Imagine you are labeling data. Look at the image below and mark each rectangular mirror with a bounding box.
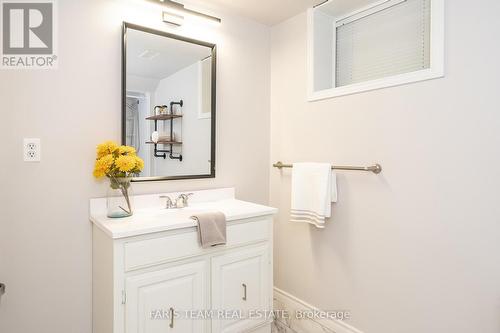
[122,23,216,182]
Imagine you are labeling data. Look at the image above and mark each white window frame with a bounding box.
[307,0,445,101]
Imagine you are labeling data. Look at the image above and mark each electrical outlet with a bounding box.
[24,138,41,162]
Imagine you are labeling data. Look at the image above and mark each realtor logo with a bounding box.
[1,0,57,68]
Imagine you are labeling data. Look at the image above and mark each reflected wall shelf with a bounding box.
[145,141,183,145]
[146,100,184,161]
[146,114,183,121]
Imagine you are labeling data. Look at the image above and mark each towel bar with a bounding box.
[273,161,382,174]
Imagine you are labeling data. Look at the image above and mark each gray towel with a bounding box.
[191,212,227,249]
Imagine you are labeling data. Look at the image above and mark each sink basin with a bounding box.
[139,206,200,215]
[137,204,213,219]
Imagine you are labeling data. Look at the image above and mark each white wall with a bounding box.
[0,0,270,332]
[127,74,160,93]
[270,1,500,333]
[153,62,211,176]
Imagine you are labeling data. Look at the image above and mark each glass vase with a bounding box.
[106,177,134,218]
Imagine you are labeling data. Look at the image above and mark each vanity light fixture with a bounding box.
[147,0,222,25]
[162,11,184,26]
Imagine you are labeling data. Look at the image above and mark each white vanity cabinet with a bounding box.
[90,188,276,333]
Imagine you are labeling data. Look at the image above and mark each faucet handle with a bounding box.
[159,195,174,209]
[176,193,194,208]
[182,193,194,203]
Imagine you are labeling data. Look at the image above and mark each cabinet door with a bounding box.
[126,261,207,333]
[211,245,271,333]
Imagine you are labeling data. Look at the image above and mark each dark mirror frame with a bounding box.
[122,22,216,182]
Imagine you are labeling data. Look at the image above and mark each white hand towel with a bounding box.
[290,163,338,228]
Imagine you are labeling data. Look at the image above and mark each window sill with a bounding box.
[307,67,444,102]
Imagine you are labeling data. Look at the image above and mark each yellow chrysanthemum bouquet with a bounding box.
[93,141,144,218]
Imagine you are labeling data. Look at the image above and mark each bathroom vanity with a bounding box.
[90,188,276,333]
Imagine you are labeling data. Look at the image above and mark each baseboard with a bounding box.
[273,287,364,333]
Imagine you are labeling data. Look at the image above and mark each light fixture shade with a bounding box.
[181,7,221,24]
[162,11,184,26]
[147,0,221,24]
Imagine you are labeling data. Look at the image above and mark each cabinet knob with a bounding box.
[242,283,247,301]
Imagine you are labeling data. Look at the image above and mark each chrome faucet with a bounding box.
[160,193,194,209]
[160,195,174,209]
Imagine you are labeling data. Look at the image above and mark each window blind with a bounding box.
[335,0,431,87]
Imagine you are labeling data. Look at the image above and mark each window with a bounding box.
[335,0,431,86]
[308,0,444,101]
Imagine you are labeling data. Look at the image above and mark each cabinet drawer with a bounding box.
[124,218,270,271]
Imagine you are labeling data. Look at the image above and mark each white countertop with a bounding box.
[90,189,277,239]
